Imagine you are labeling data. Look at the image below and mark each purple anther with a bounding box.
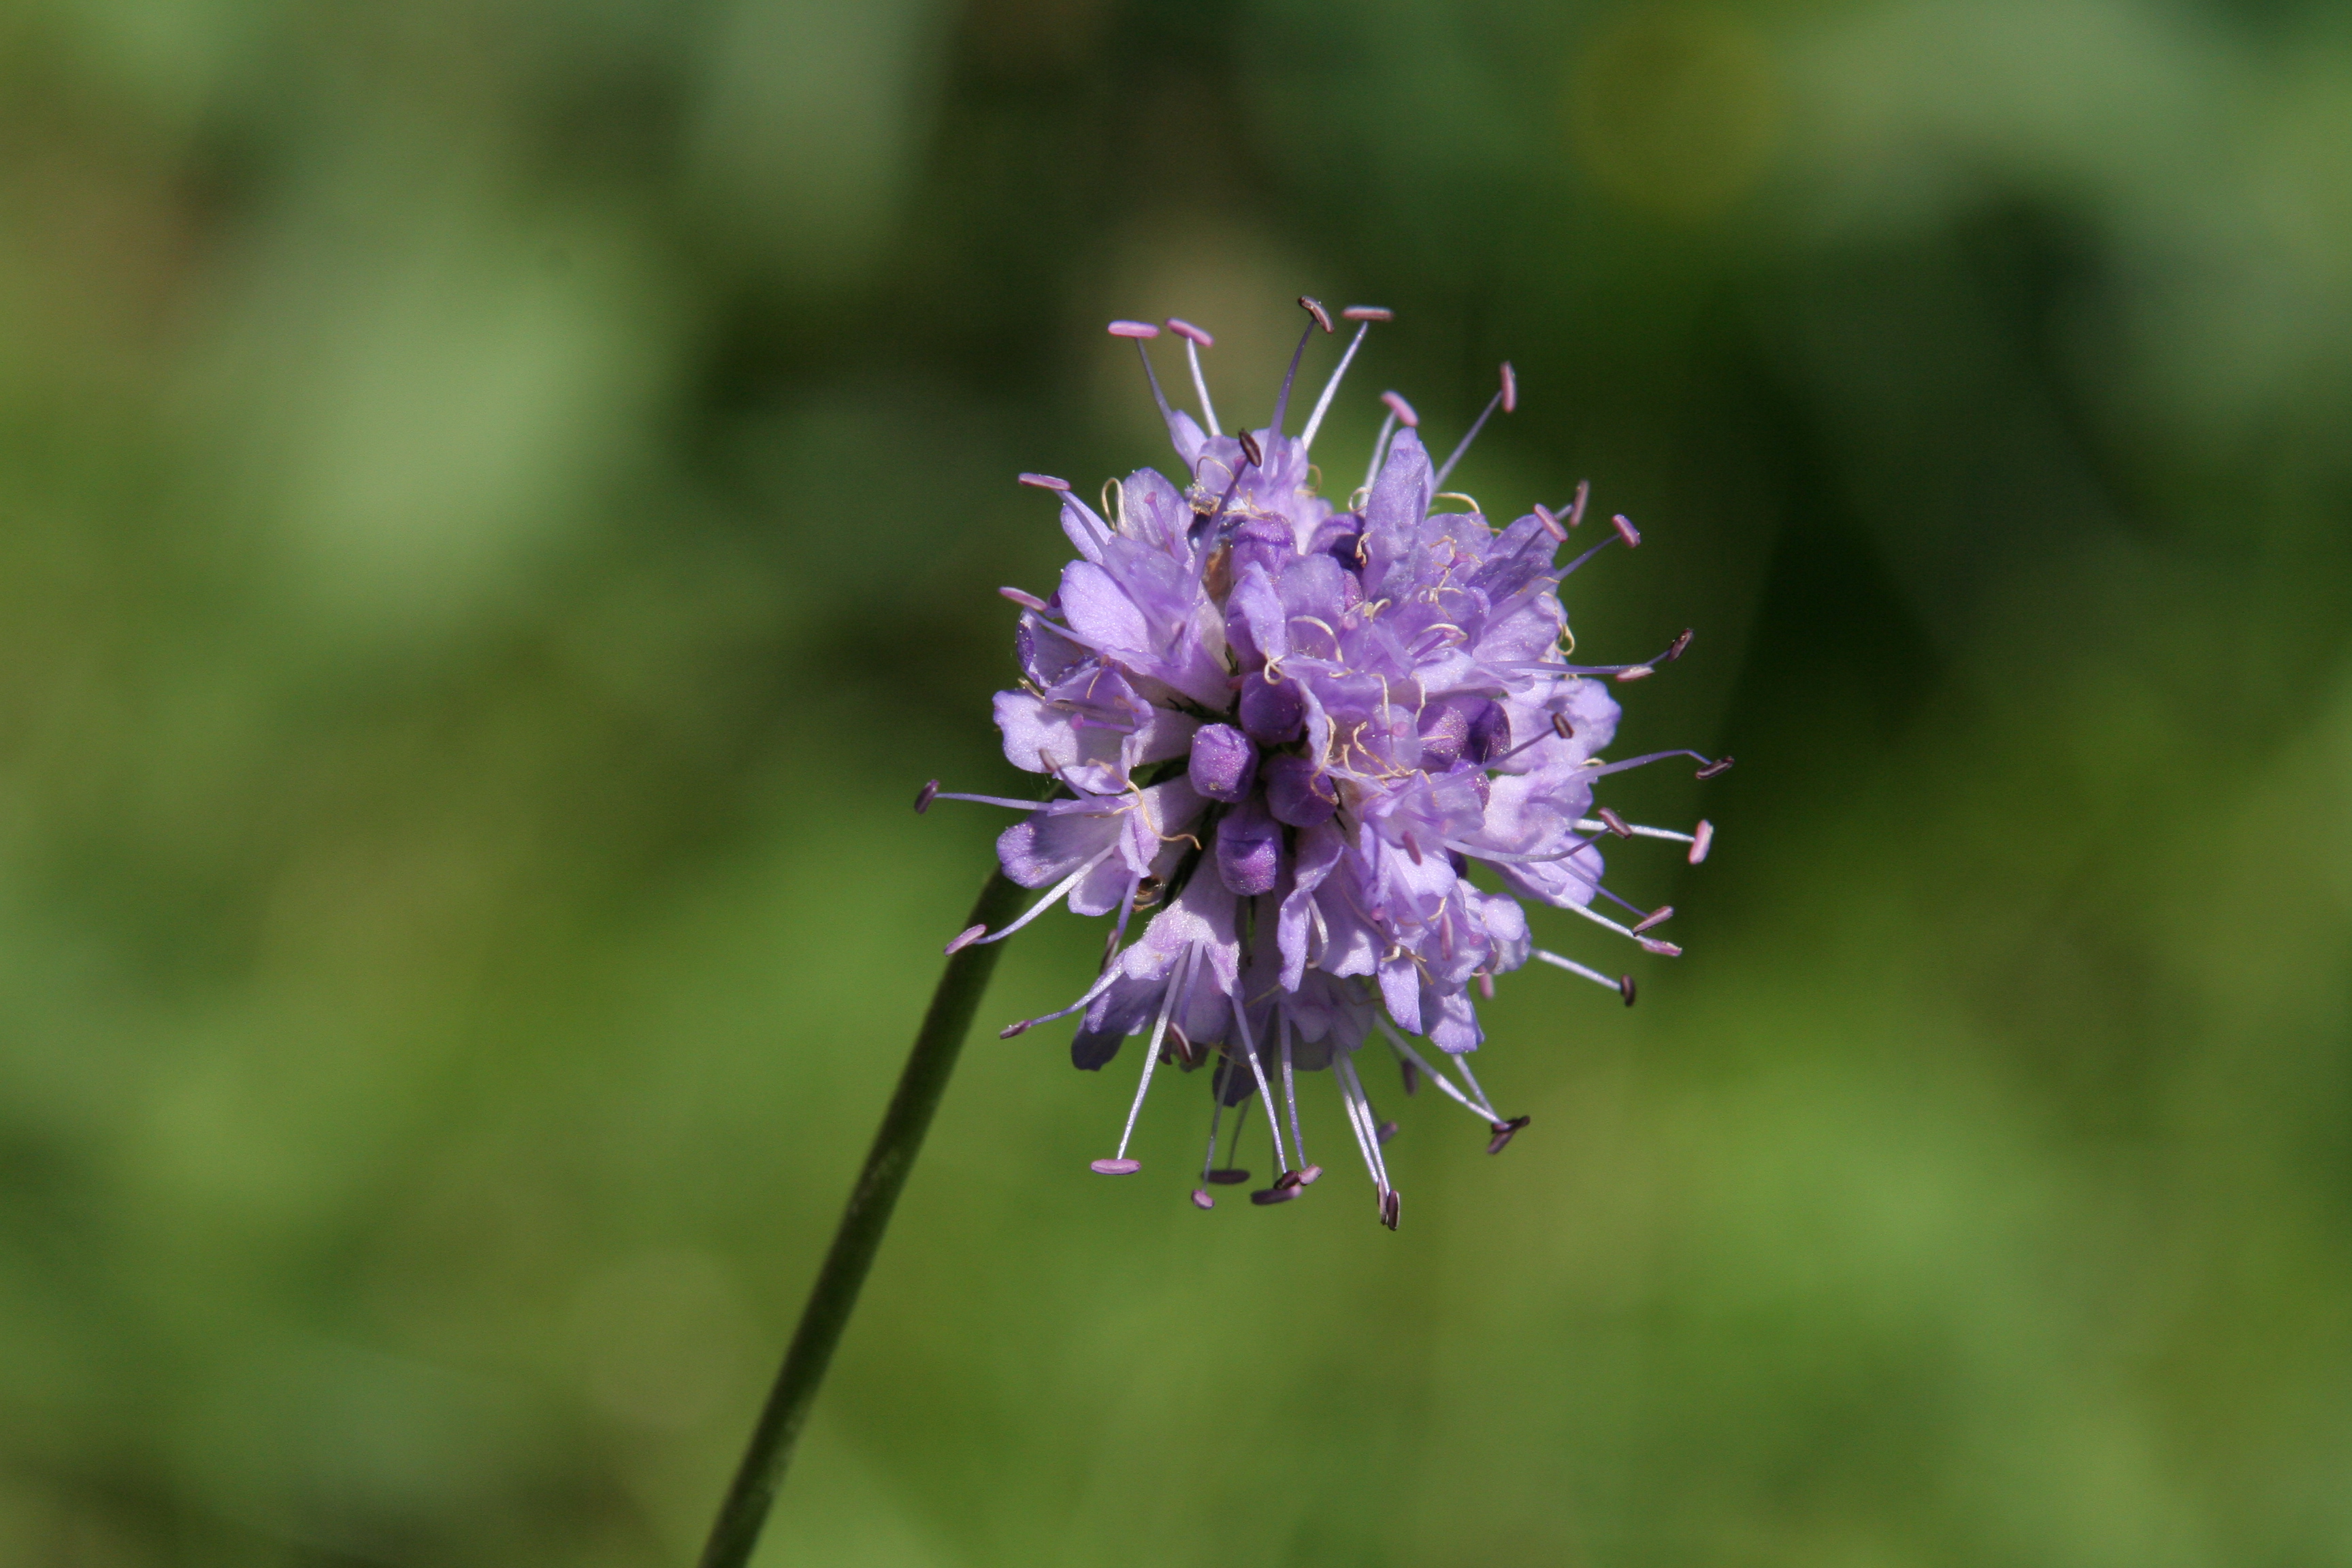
[1468,700,1510,763]
[1380,1190,1401,1230]
[1191,1189,1214,1210]
[1597,806,1633,838]
[1188,723,1258,802]
[1568,479,1590,528]
[915,779,939,814]
[1401,831,1424,866]
[1615,665,1654,683]
[1550,712,1575,741]
[1298,296,1333,333]
[1665,628,1693,662]
[1298,1164,1324,1184]
[1695,756,1735,780]
[1017,472,1071,491]
[1264,753,1337,827]
[1237,429,1262,467]
[1239,672,1306,745]
[1381,391,1420,427]
[1273,1170,1305,1191]
[1250,1185,1299,1205]
[1688,819,1715,864]
[1638,937,1682,957]
[1619,975,1637,1007]
[1341,305,1394,321]
[1207,1168,1250,1186]
[1533,503,1566,542]
[1612,513,1642,547]
[1375,1120,1399,1145]
[1215,797,1282,896]
[1632,904,1674,934]
[1500,361,1518,414]
[1400,1058,1422,1096]
[1091,1157,1143,1175]
[944,924,987,954]
[1166,318,1213,346]
[998,1020,1032,1039]
[999,586,1047,611]
[1478,970,1495,1000]
[1486,1114,1531,1156]
[1106,320,1160,339]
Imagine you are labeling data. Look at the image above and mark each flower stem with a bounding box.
[696,866,1025,1568]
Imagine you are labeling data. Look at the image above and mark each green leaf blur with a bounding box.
[3,0,2348,1563]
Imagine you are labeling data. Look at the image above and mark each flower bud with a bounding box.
[1215,797,1282,896]
[1187,723,1258,802]
[1238,672,1306,745]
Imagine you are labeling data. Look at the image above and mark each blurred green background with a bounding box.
[5,0,2352,1563]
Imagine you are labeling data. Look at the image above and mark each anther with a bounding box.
[1297,1164,1323,1184]
[1380,1190,1401,1230]
[1166,318,1213,346]
[1597,806,1633,838]
[1190,1189,1214,1210]
[1237,430,1262,467]
[1486,1115,1531,1155]
[1499,361,1517,414]
[1017,472,1071,491]
[1695,757,1735,780]
[1106,320,1160,339]
[1533,503,1566,542]
[1478,970,1495,999]
[1375,1120,1399,1145]
[944,924,987,954]
[1250,1184,1300,1205]
[914,779,939,814]
[1612,513,1642,547]
[1688,819,1716,864]
[1665,628,1693,662]
[1550,712,1575,740]
[1091,1158,1143,1175]
[1274,1169,1305,1191]
[1298,296,1333,333]
[1341,305,1394,321]
[1614,665,1654,683]
[1619,975,1637,1006]
[1400,1058,1422,1096]
[1638,937,1682,957]
[1632,905,1674,934]
[1207,1167,1250,1186]
[998,586,1047,610]
[1381,391,1420,427]
[1402,832,1424,865]
[1567,480,1590,529]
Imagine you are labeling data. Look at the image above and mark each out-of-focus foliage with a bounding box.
[3,0,2349,1563]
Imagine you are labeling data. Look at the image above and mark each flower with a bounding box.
[925,301,1729,1226]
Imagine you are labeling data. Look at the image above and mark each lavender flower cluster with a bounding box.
[926,301,1726,1226]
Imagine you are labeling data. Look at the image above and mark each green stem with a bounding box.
[697,866,1024,1568]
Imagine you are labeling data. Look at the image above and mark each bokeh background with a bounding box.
[5,0,2352,1563]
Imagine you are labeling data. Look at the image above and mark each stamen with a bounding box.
[1165,318,1213,345]
[1100,871,1142,973]
[1551,713,1575,740]
[1237,430,1263,468]
[1620,975,1637,1006]
[999,586,1048,611]
[1565,897,1684,954]
[1106,321,1160,338]
[1132,340,1175,427]
[1631,905,1674,934]
[1400,1058,1421,1096]
[1486,1115,1531,1155]
[1092,1158,1142,1175]
[998,954,1124,1037]
[1532,947,1623,994]
[1533,503,1566,542]
[1665,628,1693,662]
[1173,324,1220,436]
[1695,757,1735,779]
[1190,1188,1213,1209]
[1380,391,1420,427]
[1614,666,1654,683]
[1612,513,1642,547]
[1249,1184,1300,1206]
[1341,305,1394,321]
[1017,473,1071,491]
[1299,322,1373,453]
[1431,364,1516,489]
[1229,998,1292,1174]
[1377,1017,1501,1123]
[944,924,986,954]
[1300,296,1334,333]
[1361,409,1398,495]
[932,789,1111,811]
[1279,1015,1308,1173]
[1377,1121,1399,1145]
[1597,806,1633,838]
[1107,943,1199,1166]
[1381,1190,1400,1230]
[1578,749,1731,781]
[1453,1051,1503,1125]
[1567,479,1590,529]
[1332,1054,1392,1198]
[914,779,939,814]
[1500,361,1517,414]
[1269,300,1328,436]
[1689,819,1716,864]
[1575,817,1698,849]
[961,845,1117,950]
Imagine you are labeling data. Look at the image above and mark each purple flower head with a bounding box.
[931,300,1729,1227]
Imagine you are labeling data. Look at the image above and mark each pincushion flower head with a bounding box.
[923,299,1729,1228]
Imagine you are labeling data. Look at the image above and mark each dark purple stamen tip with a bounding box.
[1166,318,1213,346]
[1274,1170,1305,1191]
[1632,904,1675,934]
[1597,806,1633,839]
[1298,1164,1324,1185]
[1619,975,1638,1007]
[1499,361,1517,414]
[1478,970,1496,1000]
[1614,665,1654,683]
[1695,756,1735,780]
[944,924,986,954]
[1550,712,1575,740]
[1091,1157,1142,1175]
[1665,627,1694,662]
[998,1021,1031,1039]
[1237,429,1262,468]
[1380,1190,1401,1230]
[1612,512,1642,547]
[1250,1184,1300,1205]
[1207,1168,1250,1186]
[1486,1114,1532,1155]
[1190,1189,1214,1210]
[1534,503,1566,542]
[1639,936,1683,957]
[1341,304,1393,321]
[1568,479,1591,528]
[1400,1058,1422,1096]
[1107,320,1159,339]
[915,779,939,814]
[1299,295,1333,332]
[1018,472,1071,491]
[1381,391,1419,427]
[1689,820,1716,864]
[999,585,1047,611]
[1375,1120,1400,1145]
